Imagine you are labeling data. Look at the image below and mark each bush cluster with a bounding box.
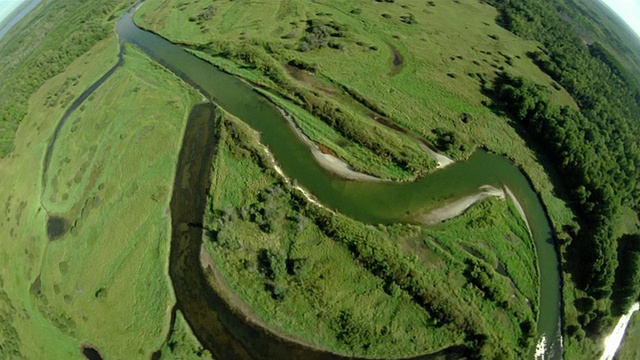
[298,19,348,52]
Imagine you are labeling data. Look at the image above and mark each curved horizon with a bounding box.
[600,0,640,39]
[0,0,26,25]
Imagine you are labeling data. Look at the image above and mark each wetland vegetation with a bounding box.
[135,0,640,357]
[0,0,639,358]
[0,7,206,356]
[204,112,538,358]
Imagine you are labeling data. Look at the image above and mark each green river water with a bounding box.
[115,6,562,359]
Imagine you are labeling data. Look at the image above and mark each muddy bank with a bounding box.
[600,302,640,360]
[414,185,504,225]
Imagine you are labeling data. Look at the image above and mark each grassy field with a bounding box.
[134,0,589,357]
[0,32,201,358]
[203,112,538,357]
[0,0,137,156]
[5,0,631,358]
[135,0,576,222]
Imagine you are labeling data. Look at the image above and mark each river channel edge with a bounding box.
[39,2,565,359]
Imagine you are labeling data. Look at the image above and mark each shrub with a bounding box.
[400,14,417,24]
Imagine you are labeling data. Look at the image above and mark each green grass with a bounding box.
[203,112,538,357]
[422,198,538,310]
[0,0,136,156]
[614,206,640,238]
[206,116,455,356]
[0,33,123,359]
[0,36,201,358]
[135,0,584,356]
[135,0,574,227]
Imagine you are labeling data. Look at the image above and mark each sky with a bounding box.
[600,0,640,38]
[0,0,26,25]
[0,0,637,38]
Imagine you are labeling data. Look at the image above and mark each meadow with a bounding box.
[203,111,538,357]
[0,0,137,156]
[134,0,576,236]
[135,1,640,357]
[0,33,202,358]
[0,0,636,358]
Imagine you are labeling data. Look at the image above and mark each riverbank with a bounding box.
[276,107,385,182]
[413,185,505,225]
[505,186,533,237]
[419,143,455,169]
[202,113,483,358]
[276,103,454,179]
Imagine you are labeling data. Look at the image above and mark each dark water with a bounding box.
[41,47,124,191]
[46,215,69,241]
[115,5,563,359]
[81,345,103,360]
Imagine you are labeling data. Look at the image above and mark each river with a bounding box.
[111,5,564,359]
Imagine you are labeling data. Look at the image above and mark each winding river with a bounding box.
[84,5,564,359]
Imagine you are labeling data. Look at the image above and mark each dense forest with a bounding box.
[485,0,640,339]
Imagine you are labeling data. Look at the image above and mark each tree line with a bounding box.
[484,0,640,336]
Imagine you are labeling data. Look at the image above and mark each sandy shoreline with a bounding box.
[276,104,455,178]
[276,107,385,182]
[256,139,332,213]
[413,184,533,236]
[419,143,455,169]
[265,109,532,235]
[414,185,505,225]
